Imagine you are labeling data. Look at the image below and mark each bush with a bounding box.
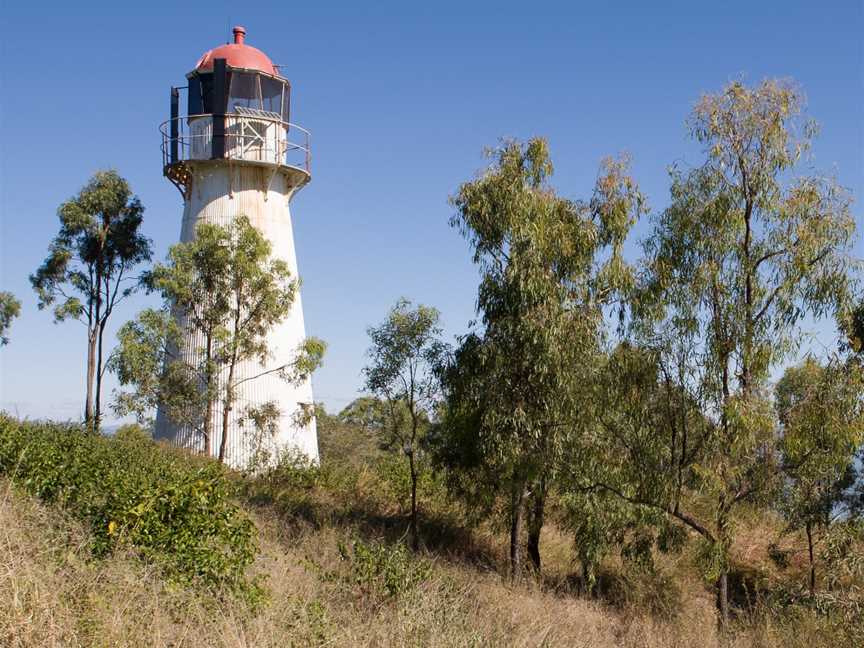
[373,452,447,515]
[318,537,432,606]
[0,414,259,598]
[341,538,432,600]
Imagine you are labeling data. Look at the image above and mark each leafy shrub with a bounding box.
[0,414,259,598]
[373,452,446,514]
[337,538,433,602]
[303,536,432,606]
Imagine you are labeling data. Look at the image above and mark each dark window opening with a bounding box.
[188,76,203,115]
[228,72,261,112]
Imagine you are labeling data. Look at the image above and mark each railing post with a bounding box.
[169,87,179,165]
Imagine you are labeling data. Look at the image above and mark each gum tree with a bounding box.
[363,299,448,551]
[111,215,324,464]
[0,292,21,346]
[31,171,151,429]
[598,80,856,628]
[775,357,863,593]
[439,138,645,578]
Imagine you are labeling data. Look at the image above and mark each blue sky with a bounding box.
[1,1,862,421]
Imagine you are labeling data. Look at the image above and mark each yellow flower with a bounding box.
[108,520,117,535]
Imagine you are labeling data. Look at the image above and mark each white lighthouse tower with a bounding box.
[155,26,318,468]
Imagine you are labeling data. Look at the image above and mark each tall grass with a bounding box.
[1,415,861,646]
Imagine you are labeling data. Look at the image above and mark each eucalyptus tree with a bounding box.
[775,357,863,594]
[439,138,645,578]
[0,292,21,346]
[31,171,151,429]
[111,215,325,463]
[338,395,393,432]
[597,80,856,627]
[363,299,448,550]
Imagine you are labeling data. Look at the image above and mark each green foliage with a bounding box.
[439,137,646,575]
[762,521,864,646]
[315,402,384,468]
[0,415,260,598]
[776,358,862,526]
[338,396,395,436]
[30,170,152,427]
[363,300,446,455]
[109,307,200,429]
[0,291,21,346]
[363,299,448,548]
[111,215,325,463]
[595,79,858,623]
[839,297,864,356]
[336,538,433,602]
[372,452,446,514]
[561,487,674,590]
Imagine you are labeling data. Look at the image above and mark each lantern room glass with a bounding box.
[187,70,289,121]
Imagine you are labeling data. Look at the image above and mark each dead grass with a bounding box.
[1,476,856,648]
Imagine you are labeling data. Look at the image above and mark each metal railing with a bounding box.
[160,114,311,175]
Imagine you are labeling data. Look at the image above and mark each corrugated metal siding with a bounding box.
[154,164,318,469]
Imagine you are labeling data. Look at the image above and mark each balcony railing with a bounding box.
[160,113,311,175]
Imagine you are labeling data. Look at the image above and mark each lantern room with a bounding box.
[161,26,311,193]
[186,26,290,122]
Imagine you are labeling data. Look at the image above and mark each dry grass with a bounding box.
[1,475,854,648]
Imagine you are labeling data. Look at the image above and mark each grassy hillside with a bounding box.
[1,418,861,647]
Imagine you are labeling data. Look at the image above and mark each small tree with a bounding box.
[597,79,856,628]
[31,171,152,429]
[0,292,21,346]
[363,299,447,550]
[111,215,325,463]
[775,357,864,594]
[439,139,644,578]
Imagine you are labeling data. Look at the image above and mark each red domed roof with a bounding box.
[194,26,279,76]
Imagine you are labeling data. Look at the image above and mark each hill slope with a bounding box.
[3,473,849,648]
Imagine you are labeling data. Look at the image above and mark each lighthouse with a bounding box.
[155,26,318,468]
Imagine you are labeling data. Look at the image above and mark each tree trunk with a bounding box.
[94,320,107,432]
[716,569,729,631]
[509,477,527,582]
[526,476,547,574]
[218,360,237,464]
[218,384,233,464]
[202,333,214,456]
[204,397,213,455]
[715,505,731,633]
[581,560,594,596]
[408,449,419,551]
[87,258,103,432]
[806,522,816,594]
[85,329,97,428]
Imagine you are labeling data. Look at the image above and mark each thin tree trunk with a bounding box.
[527,476,547,574]
[94,320,107,432]
[85,329,97,428]
[87,257,103,431]
[218,382,234,463]
[510,477,527,582]
[203,334,214,456]
[581,560,594,596]
[218,292,243,465]
[204,397,213,455]
[716,506,731,633]
[716,569,729,631]
[806,522,816,594]
[218,357,238,463]
[408,449,419,551]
